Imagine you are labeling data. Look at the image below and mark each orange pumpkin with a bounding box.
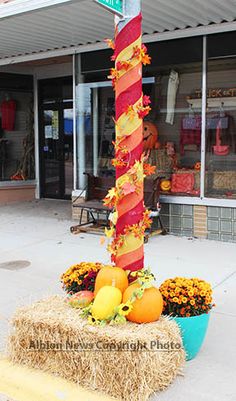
[94,266,128,296]
[143,122,160,151]
[194,161,201,171]
[160,179,171,192]
[123,283,163,323]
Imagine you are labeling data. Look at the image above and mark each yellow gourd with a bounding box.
[91,286,122,320]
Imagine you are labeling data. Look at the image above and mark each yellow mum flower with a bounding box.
[190,299,195,306]
[182,297,187,304]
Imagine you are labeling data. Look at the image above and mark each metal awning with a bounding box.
[0,0,236,64]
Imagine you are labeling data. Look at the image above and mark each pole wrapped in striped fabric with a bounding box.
[104,13,152,272]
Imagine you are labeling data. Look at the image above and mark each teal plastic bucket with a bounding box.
[173,313,210,361]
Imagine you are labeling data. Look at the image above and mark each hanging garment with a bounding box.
[180,115,201,155]
[165,70,179,125]
[0,99,16,131]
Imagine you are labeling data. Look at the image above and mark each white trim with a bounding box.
[200,36,207,199]
[0,180,36,187]
[72,54,77,191]
[0,21,236,66]
[33,74,40,199]
[143,21,236,44]
[72,189,85,198]
[160,195,236,208]
[0,0,80,19]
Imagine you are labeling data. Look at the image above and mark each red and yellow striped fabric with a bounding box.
[114,14,144,272]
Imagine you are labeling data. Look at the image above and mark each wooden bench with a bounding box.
[71,173,166,238]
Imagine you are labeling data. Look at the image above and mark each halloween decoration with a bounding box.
[143,121,160,151]
[194,162,201,171]
[160,179,171,192]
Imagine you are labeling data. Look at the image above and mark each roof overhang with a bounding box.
[0,0,235,66]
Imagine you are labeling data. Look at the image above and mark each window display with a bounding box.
[144,62,202,197]
[205,58,236,199]
[76,34,236,204]
[0,83,34,181]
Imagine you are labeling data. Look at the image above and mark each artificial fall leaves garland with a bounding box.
[102,35,155,264]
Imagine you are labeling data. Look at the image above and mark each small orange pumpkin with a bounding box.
[160,179,171,192]
[123,283,163,323]
[143,122,160,151]
[194,161,201,171]
[94,266,128,296]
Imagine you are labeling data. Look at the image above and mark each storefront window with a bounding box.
[146,62,202,197]
[0,74,34,181]
[205,33,236,200]
[75,79,154,189]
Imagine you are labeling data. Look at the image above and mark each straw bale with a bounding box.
[8,296,185,401]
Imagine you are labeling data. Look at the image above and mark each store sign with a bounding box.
[192,88,236,99]
[94,0,124,17]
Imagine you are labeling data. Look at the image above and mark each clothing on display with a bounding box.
[165,70,179,125]
[180,115,201,155]
[0,99,16,131]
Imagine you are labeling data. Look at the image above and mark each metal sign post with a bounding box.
[94,0,124,17]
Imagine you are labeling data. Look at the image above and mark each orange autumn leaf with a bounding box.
[105,38,115,50]
[144,163,156,176]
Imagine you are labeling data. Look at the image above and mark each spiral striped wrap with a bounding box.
[114,14,144,272]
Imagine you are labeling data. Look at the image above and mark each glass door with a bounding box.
[40,103,73,199]
[40,105,64,198]
[63,108,73,196]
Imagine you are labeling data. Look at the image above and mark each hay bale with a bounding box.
[8,296,185,401]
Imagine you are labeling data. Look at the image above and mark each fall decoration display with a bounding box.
[91,286,122,321]
[160,179,171,192]
[94,265,128,296]
[159,277,215,317]
[67,291,94,309]
[104,13,153,272]
[61,262,105,294]
[82,268,159,326]
[8,296,185,401]
[143,121,160,151]
[123,282,163,323]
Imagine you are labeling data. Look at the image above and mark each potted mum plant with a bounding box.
[159,277,215,360]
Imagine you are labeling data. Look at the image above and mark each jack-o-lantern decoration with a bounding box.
[143,122,160,151]
[194,161,201,171]
[160,179,171,192]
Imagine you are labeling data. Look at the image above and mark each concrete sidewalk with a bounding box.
[0,200,235,401]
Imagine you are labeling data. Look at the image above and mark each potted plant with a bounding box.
[159,277,215,360]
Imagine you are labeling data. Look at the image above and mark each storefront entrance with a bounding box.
[39,77,73,199]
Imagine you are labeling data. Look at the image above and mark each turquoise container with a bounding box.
[173,313,210,361]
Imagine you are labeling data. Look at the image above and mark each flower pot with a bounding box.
[173,313,210,361]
